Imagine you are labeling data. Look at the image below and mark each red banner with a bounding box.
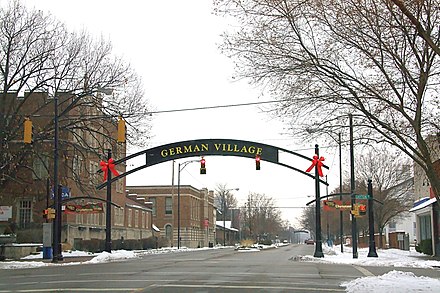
[323,200,351,211]
[64,203,104,214]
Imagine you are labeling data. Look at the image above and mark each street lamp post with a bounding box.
[177,159,199,249]
[223,188,239,246]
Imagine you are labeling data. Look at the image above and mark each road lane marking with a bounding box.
[352,265,374,276]
[148,284,345,291]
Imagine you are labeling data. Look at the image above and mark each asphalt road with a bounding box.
[0,244,438,292]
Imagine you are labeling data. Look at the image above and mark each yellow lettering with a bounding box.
[176,147,183,155]
[233,145,240,152]
[184,145,193,153]
[227,144,233,152]
[214,144,221,151]
[256,148,263,155]
[161,149,168,157]
[248,146,256,154]
[169,148,175,156]
[201,144,208,152]
[240,146,248,153]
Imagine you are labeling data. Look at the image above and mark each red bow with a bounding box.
[100,158,120,181]
[306,155,325,177]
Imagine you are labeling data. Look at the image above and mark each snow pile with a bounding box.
[298,245,440,269]
[85,250,137,264]
[341,270,440,293]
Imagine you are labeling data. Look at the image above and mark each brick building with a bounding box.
[0,91,152,248]
[126,185,216,248]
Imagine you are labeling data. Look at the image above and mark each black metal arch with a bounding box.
[96,138,329,190]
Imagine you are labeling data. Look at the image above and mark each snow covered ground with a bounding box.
[1,244,439,292]
[300,245,440,292]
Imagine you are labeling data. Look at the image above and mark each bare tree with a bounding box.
[356,148,414,248]
[300,148,413,246]
[0,1,151,193]
[214,0,440,201]
[390,0,440,56]
[214,183,239,221]
[240,192,284,241]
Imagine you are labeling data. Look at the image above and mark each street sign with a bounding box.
[355,194,370,199]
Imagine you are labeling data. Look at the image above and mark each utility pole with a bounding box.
[349,114,358,259]
[52,95,63,263]
[339,133,344,253]
[367,179,378,257]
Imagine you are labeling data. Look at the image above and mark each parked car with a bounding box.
[305,239,315,245]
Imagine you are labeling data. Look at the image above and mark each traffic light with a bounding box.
[255,155,261,170]
[200,157,206,174]
[351,205,359,217]
[359,204,367,216]
[117,116,126,143]
[24,118,32,144]
[43,208,55,219]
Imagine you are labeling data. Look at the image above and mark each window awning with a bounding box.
[409,197,437,212]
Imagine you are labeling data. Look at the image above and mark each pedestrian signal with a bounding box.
[359,204,367,216]
[43,208,55,219]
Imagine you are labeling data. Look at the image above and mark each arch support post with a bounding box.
[314,144,324,258]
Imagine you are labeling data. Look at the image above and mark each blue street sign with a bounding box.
[51,186,70,199]
[355,194,370,199]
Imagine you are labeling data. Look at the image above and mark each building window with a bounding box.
[115,169,123,193]
[150,198,156,216]
[141,211,146,228]
[388,221,396,232]
[114,207,124,226]
[127,208,133,227]
[165,197,172,215]
[33,154,49,179]
[73,155,83,176]
[89,161,100,185]
[165,224,172,240]
[18,200,32,228]
[134,210,139,228]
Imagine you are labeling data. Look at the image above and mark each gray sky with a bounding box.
[22,0,343,226]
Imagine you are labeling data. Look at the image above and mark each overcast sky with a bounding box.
[21,0,344,226]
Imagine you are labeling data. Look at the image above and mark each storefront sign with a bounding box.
[0,206,12,221]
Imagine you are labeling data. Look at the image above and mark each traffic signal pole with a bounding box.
[313,144,324,257]
[367,179,378,257]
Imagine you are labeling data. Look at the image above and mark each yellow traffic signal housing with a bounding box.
[117,116,126,143]
[43,208,56,219]
[24,118,32,143]
[351,204,360,217]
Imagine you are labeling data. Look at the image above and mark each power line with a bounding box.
[2,99,288,118]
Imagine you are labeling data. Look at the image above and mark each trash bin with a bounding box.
[209,242,213,248]
[43,246,52,259]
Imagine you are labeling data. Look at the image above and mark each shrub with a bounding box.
[415,239,432,255]
[240,239,254,247]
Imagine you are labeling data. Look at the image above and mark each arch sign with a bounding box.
[96,138,329,258]
[96,138,329,190]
